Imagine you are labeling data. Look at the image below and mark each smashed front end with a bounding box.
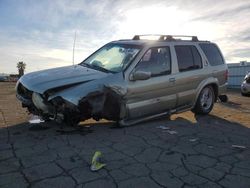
[16,82,75,123]
[16,73,127,126]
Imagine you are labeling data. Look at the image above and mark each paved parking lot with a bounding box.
[1,116,250,188]
[1,83,250,188]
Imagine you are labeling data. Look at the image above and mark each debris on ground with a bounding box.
[156,125,170,130]
[164,130,178,135]
[218,95,228,103]
[232,145,247,149]
[189,138,198,142]
[208,145,214,149]
[158,126,178,135]
[29,115,45,124]
[90,151,106,171]
[28,115,49,131]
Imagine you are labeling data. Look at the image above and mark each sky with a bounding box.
[0,0,250,74]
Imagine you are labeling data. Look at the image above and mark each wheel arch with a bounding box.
[192,78,219,109]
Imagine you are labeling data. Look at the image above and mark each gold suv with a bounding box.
[16,35,228,126]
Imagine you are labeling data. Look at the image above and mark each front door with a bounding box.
[125,46,177,119]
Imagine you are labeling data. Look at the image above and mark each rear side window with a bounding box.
[199,43,224,66]
[175,46,202,72]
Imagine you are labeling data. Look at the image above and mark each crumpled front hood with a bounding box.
[19,65,108,94]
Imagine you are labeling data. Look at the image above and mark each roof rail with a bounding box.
[132,35,199,42]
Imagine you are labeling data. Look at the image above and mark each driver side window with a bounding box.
[135,47,171,77]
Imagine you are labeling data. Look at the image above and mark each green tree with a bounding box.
[17,61,26,77]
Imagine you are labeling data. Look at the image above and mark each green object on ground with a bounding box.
[90,151,106,171]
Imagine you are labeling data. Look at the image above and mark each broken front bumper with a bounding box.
[16,93,33,106]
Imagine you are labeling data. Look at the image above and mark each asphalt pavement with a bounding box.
[1,115,250,188]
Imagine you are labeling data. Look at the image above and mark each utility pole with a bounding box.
[72,31,76,66]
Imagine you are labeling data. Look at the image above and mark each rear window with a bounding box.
[175,46,202,72]
[199,43,224,66]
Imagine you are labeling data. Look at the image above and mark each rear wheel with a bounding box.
[192,86,215,115]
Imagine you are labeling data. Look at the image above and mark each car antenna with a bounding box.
[72,30,77,67]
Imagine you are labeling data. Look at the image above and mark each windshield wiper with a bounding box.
[91,64,113,73]
[80,62,92,69]
[80,63,114,73]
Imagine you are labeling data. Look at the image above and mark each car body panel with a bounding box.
[125,74,177,119]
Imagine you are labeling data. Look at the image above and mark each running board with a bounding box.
[119,110,173,126]
[119,104,193,127]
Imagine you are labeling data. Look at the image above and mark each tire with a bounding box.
[63,112,80,127]
[241,92,250,97]
[192,86,215,115]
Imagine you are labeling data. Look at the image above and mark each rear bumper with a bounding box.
[241,83,250,94]
[218,83,227,95]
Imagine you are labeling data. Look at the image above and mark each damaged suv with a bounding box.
[16,35,228,126]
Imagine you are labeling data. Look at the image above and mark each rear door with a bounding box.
[173,45,205,107]
[125,46,177,119]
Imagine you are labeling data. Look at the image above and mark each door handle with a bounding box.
[169,78,176,82]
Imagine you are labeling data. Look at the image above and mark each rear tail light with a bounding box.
[225,69,228,82]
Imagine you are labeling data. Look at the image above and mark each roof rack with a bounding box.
[132,35,199,42]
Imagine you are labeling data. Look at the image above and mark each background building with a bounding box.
[228,61,250,88]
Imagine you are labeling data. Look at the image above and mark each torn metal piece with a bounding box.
[78,85,126,122]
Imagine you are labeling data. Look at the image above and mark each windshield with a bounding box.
[80,43,141,73]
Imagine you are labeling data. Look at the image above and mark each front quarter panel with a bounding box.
[48,73,126,105]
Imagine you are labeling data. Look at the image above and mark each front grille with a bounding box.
[17,83,33,99]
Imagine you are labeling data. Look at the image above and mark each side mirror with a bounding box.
[130,71,151,81]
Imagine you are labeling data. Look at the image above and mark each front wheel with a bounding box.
[192,86,215,115]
